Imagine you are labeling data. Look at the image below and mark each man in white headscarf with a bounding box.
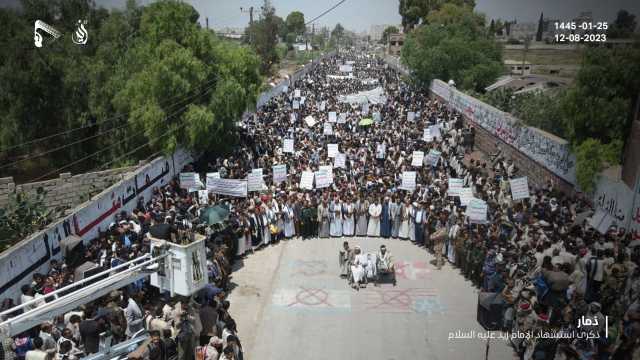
[350,246,368,289]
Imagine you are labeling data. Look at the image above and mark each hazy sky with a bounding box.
[3,0,639,32]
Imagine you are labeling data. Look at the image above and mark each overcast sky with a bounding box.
[2,0,638,32]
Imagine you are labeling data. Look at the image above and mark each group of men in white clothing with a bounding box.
[339,242,396,290]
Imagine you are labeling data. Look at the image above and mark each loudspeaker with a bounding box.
[477,292,503,331]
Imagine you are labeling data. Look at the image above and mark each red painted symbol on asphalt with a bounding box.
[394,261,409,279]
[288,287,333,307]
[361,288,438,313]
[368,288,413,310]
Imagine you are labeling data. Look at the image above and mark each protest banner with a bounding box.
[179,172,199,189]
[334,153,346,168]
[208,178,247,197]
[328,111,337,123]
[400,171,417,191]
[283,139,294,153]
[315,170,332,189]
[338,112,347,124]
[272,164,287,184]
[411,151,424,167]
[427,150,441,166]
[448,178,464,197]
[294,89,301,98]
[509,177,531,200]
[247,169,265,192]
[323,122,333,135]
[327,144,339,158]
[339,64,353,72]
[376,143,386,159]
[372,112,381,122]
[459,187,474,206]
[362,103,369,116]
[407,112,415,122]
[299,171,315,190]
[590,210,615,234]
[423,128,433,142]
[293,100,300,109]
[319,165,334,183]
[320,101,326,111]
[304,115,316,127]
[205,173,220,191]
[466,199,488,224]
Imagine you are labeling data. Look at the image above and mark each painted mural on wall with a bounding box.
[0,149,192,302]
[431,79,577,184]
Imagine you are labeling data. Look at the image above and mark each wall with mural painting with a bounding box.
[0,149,193,302]
[430,79,577,187]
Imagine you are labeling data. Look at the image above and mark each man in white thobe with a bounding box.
[367,198,382,237]
[350,247,369,289]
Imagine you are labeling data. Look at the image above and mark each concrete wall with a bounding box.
[468,121,575,194]
[0,167,135,213]
[430,79,577,187]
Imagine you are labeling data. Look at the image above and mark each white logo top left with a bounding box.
[34,19,88,48]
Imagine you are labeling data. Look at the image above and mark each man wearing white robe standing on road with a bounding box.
[342,196,355,236]
[330,195,343,237]
[367,196,382,237]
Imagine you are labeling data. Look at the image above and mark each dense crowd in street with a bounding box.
[1,50,639,360]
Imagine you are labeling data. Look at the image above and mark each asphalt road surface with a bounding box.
[228,236,516,360]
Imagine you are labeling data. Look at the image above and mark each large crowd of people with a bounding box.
[1,49,639,360]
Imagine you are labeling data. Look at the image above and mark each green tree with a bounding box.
[399,0,476,32]
[285,11,306,38]
[560,47,640,145]
[608,9,638,38]
[330,23,345,47]
[273,15,286,40]
[426,2,484,31]
[111,1,262,154]
[575,138,623,193]
[0,190,50,250]
[401,4,502,90]
[245,0,280,74]
[381,25,399,44]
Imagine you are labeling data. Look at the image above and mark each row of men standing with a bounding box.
[316,195,440,241]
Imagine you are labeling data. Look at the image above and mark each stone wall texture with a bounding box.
[0,166,136,213]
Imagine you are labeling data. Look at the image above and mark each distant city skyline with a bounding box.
[1,0,638,33]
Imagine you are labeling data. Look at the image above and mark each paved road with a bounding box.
[228,237,515,360]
